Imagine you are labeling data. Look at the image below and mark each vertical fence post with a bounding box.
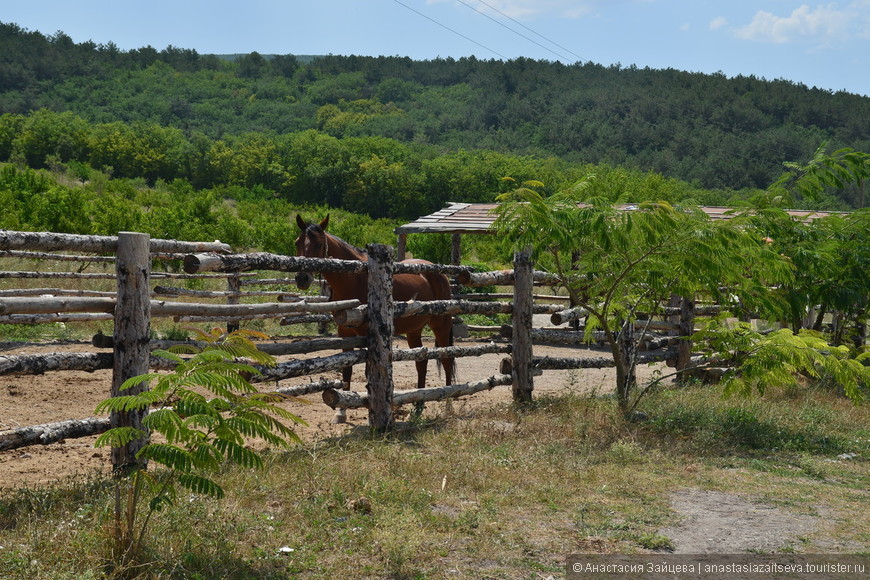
[366,244,394,432]
[512,248,534,403]
[226,273,241,334]
[666,293,681,368]
[111,232,151,474]
[619,317,637,388]
[676,296,695,376]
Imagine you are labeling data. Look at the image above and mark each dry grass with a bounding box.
[1,379,868,579]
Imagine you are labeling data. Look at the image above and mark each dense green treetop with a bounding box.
[1,21,867,208]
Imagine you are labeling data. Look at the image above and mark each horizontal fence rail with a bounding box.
[0,228,702,462]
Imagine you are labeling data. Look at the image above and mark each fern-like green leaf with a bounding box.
[213,438,263,469]
[94,427,147,448]
[137,443,194,472]
[178,473,224,499]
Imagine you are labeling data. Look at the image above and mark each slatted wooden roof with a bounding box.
[395,202,842,234]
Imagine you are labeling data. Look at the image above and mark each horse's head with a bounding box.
[294,214,329,289]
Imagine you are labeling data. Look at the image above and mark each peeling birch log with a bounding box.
[0,288,116,297]
[322,374,514,409]
[466,325,503,333]
[392,342,511,362]
[280,314,333,326]
[501,326,589,343]
[499,349,677,373]
[273,378,346,398]
[334,299,561,328]
[152,286,288,298]
[0,352,115,375]
[659,305,720,316]
[151,298,360,318]
[0,249,115,262]
[252,350,367,382]
[172,313,291,323]
[0,271,249,281]
[0,296,116,315]
[258,336,367,355]
[0,296,358,317]
[455,293,570,302]
[277,294,329,302]
[0,313,113,324]
[635,319,681,332]
[151,272,258,280]
[0,271,117,279]
[184,252,368,275]
[456,269,560,287]
[392,261,472,277]
[186,251,473,277]
[91,334,367,355]
[0,229,231,254]
[241,277,325,287]
[550,306,588,326]
[0,350,206,375]
[0,417,111,451]
[642,336,679,350]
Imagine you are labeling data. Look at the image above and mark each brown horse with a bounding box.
[295,214,455,420]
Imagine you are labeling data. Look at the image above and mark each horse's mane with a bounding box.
[305,224,367,260]
[330,232,367,259]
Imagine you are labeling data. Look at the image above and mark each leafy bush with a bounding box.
[94,328,305,574]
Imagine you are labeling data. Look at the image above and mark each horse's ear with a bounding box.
[320,214,330,231]
[296,214,307,231]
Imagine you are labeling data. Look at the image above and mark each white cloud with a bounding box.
[709,16,728,31]
[733,4,852,44]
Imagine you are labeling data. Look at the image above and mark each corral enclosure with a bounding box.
[0,228,687,486]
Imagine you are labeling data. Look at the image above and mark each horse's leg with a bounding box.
[334,326,355,424]
[431,314,456,415]
[431,314,455,386]
[406,330,427,418]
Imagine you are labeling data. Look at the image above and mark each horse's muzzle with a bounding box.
[295,271,313,290]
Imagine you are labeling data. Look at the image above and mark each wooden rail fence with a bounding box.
[0,228,698,464]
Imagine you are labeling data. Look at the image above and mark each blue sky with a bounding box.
[4,0,868,96]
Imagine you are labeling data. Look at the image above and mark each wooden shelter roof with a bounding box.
[395,202,843,235]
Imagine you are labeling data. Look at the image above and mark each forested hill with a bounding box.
[1,21,868,204]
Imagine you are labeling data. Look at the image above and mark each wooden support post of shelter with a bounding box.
[512,248,534,403]
[451,233,462,265]
[366,244,394,432]
[396,232,407,261]
[111,232,152,474]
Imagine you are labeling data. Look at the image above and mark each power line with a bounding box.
[454,0,573,62]
[392,0,507,59]
[471,0,585,62]
[390,1,821,183]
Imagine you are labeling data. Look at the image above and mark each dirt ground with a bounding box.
[0,335,839,555]
[0,335,625,489]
